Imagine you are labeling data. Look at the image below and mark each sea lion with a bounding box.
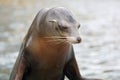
[10,7,102,80]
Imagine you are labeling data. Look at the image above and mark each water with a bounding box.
[0,0,120,80]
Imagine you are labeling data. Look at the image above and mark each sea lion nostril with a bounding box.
[77,37,81,43]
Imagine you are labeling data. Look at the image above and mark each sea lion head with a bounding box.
[38,7,81,44]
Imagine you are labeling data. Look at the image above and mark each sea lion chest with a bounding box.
[24,37,72,80]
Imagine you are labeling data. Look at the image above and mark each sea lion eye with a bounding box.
[62,26,68,30]
[58,25,69,31]
[55,27,59,31]
[78,24,80,28]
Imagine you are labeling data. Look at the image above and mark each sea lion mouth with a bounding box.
[43,36,81,44]
[43,36,67,41]
[66,37,81,44]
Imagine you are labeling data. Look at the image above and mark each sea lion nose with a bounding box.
[77,37,81,43]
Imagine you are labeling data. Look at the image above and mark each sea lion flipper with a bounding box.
[14,57,26,80]
[64,48,82,80]
[9,41,27,80]
[9,56,26,80]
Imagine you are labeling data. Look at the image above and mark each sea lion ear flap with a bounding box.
[49,19,59,30]
[49,19,58,25]
[49,19,57,23]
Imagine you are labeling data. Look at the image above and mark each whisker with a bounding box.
[42,36,69,45]
[44,38,64,42]
[56,39,68,45]
[43,36,67,39]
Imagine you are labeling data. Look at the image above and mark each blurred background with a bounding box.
[0,0,120,80]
